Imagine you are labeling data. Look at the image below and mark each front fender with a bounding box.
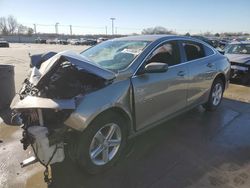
[64,79,133,131]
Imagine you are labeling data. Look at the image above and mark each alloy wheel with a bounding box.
[89,123,122,166]
[212,83,223,106]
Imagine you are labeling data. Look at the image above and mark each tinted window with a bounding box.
[182,41,205,61]
[148,41,180,66]
[203,45,215,56]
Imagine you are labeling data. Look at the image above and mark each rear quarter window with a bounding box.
[203,45,215,56]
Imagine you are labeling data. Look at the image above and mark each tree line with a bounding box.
[1,16,249,37]
[0,15,34,35]
[142,26,249,37]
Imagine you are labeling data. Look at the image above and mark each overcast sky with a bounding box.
[0,0,250,35]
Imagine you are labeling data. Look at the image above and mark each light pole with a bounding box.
[69,25,72,35]
[55,22,59,34]
[110,18,115,35]
[33,24,37,34]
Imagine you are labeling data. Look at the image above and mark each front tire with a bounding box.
[76,112,127,174]
[203,78,224,111]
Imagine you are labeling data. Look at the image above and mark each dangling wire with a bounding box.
[29,135,60,185]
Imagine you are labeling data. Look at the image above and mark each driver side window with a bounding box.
[148,41,180,66]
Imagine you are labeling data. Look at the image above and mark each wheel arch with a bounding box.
[214,72,226,90]
[204,72,227,103]
[87,106,133,134]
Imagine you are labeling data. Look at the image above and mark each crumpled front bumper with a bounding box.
[230,62,250,80]
[231,65,249,72]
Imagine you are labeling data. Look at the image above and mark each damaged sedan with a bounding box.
[11,35,230,177]
[224,41,250,84]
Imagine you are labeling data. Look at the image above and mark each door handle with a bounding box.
[207,63,215,68]
[177,71,186,77]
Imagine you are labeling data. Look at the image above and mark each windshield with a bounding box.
[225,44,250,54]
[80,40,150,72]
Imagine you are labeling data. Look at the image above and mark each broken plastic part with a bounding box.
[12,96,76,110]
[34,51,115,87]
[20,156,38,168]
[28,126,65,165]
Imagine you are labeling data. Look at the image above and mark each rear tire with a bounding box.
[76,112,127,174]
[203,78,224,111]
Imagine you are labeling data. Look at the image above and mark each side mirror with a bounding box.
[144,62,168,73]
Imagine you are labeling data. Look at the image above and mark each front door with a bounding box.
[132,41,188,131]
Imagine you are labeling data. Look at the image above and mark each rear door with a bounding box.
[180,40,217,105]
[132,40,189,131]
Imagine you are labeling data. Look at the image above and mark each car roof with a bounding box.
[112,35,182,42]
[111,35,217,44]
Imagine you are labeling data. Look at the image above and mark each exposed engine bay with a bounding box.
[11,51,115,180]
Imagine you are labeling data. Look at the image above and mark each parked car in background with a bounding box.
[69,38,81,45]
[208,38,220,48]
[218,39,230,49]
[0,38,10,47]
[191,35,215,47]
[97,37,108,43]
[58,39,68,45]
[46,38,58,44]
[224,41,250,84]
[29,51,57,68]
[80,38,97,46]
[35,38,47,44]
[11,35,230,175]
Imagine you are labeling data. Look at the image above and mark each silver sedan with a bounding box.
[12,35,230,174]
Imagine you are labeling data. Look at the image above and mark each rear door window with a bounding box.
[182,41,205,61]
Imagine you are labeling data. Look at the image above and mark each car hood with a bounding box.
[30,51,116,86]
[225,54,250,64]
